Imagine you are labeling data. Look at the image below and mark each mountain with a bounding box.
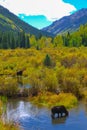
[42,8,87,36]
[0,5,52,37]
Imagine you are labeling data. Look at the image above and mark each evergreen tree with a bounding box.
[17,32,21,47]
[20,31,26,48]
[36,45,40,50]
[11,34,16,49]
[25,35,30,48]
[0,31,2,43]
[44,54,51,67]
[7,32,11,48]
[2,33,9,49]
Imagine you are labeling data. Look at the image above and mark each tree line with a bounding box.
[53,24,87,47]
[0,24,87,49]
[30,24,87,48]
[0,30,30,49]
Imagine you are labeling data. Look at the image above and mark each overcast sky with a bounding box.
[0,0,87,29]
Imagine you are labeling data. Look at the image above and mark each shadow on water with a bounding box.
[3,99,87,130]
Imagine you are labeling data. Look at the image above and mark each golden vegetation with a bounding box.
[0,122,19,130]
[0,97,19,130]
[30,92,78,108]
[0,46,87,103]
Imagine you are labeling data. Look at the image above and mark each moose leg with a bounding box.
[60,112,62,117]
[51,113,55,119]
[57,113,59,118]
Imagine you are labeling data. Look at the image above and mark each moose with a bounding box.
[16,68,25,77]
[16,68,26,84]
[17,70,23,76]
[51,105,69,119]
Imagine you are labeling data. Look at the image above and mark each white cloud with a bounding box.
[0,0,76,21]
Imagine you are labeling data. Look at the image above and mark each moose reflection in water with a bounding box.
[52,116,67,125]
[51,105,69,119]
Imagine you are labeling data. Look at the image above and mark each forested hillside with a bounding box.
[0,5,52,37]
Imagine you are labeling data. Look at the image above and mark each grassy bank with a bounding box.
[0,122,19,130]
[0,97,19,130]
[29,92,78,109]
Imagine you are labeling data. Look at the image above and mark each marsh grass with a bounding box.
[29,92,78,109]
[0,48,87,98]
[82,89,87,101]
[0,97,19,130]
[0,121,19,130]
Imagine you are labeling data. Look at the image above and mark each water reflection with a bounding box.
[83,101,87,116]
[6,100,40,122]
[17,76,23,85]
[4,100,87,130]
[52,117,67,125]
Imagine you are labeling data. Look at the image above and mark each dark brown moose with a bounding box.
[17,70,23,76]
[51,105,68,119]
[16,68,25,76]
[16,68,25,84]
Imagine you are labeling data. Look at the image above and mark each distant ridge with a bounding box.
[42,8,87,36]
[0,5,52,37]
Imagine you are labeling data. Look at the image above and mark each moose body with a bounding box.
[16,69,25,83]
[51,105,68,118]
[17,70,23,76]
[16,68,25,77]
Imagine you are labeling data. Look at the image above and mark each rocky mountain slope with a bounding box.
[42,8,87,36]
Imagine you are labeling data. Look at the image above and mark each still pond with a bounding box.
[4,99,87,130]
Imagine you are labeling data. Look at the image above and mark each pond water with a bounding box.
[4,99,87,130]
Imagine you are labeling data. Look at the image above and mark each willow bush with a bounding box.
[0,47,87,99]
